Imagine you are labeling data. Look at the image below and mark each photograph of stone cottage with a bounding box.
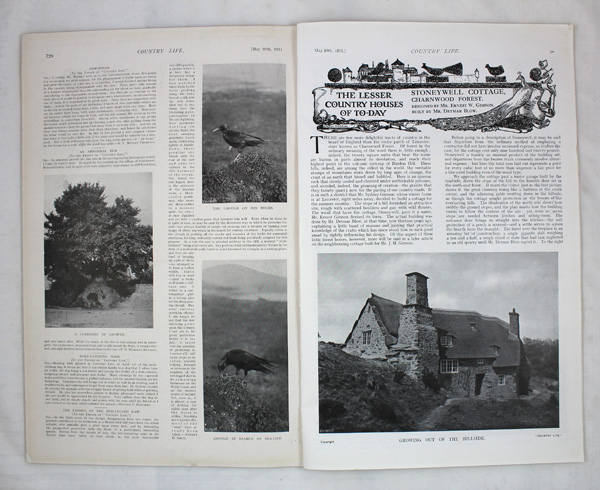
[343,272,530,398]
[318,252,559,433]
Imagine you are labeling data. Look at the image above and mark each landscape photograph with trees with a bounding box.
[44,173,153,328]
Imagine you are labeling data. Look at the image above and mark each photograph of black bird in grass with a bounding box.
[202,63,287,203]
[202,259,289,432]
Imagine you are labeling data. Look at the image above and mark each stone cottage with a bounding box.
[343,272,530,398]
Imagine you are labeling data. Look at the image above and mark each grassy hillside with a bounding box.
[420,392,559,431]
[319,343,559,433]
[202,152,286,203]
[319,342,445,433]
[204,375,287,432]
[203,294,288,429]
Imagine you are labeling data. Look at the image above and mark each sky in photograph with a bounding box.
[202,260,287,302]
[44,173,152,226]
[318,252,558,343]
[202,259,287,278]
[203,63,285,93]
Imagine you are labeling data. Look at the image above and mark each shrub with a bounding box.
[204,375,287,432]
[203,153,286,203]
[393,364,408,384]
[422,368,441,393]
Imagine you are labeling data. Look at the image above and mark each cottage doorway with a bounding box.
[517,372,529,396]
[474,374,485,396]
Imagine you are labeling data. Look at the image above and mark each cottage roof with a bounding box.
[391,59,405,67]
[432,309,522,367]
[369,294,402,344]
[343,295,398,347]
[348,294,524,367]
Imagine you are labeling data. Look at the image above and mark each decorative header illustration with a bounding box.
[313,59,556,133]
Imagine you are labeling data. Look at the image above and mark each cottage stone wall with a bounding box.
[442,363,518,398]
[396,308,419,348]
[491,369,518,398]
[417,326,439,375]
[390,351,419,377]
[393,304,437,378]
[343,304,388,359]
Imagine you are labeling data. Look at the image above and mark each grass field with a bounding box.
[420,390,559,431]
[202,89,287,178]
[45,308,152,328]
[45,285,153,328]
[202,294,289,430]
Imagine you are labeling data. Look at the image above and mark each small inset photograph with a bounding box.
[202,63,287,203]
[44,173,153,328]
[202,260,289,432]
[318,252,559,433]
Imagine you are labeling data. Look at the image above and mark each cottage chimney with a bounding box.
[406,272,429,307]
[509,308,520,337]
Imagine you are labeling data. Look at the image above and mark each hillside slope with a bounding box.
[319,343,559,433]
[319,343,445,433]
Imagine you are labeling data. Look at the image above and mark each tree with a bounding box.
[45,182,152,307]
[522,338,559,380]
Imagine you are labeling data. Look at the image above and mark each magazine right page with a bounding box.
[297,22,583,470]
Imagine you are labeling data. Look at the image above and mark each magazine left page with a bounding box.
[22,26,300,467]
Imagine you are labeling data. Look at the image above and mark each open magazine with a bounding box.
[22,22,583,469]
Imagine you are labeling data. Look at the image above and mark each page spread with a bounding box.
[297,22,582,470]
[22,22,583,469]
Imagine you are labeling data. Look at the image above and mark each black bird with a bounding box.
[218,349,276,377]
[212,124,268,154]
[485,64,505,77]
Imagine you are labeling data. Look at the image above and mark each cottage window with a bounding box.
[362,330,372,345]
[498,374,506,386]
[440,335,453,347]
[492,346,499,356]
[477,358,484,364]
[440,359,459,374]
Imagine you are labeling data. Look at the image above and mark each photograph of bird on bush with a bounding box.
[202,63,287,203]
[202,260,289,432]
[212,124,268,159]
[218,349,276,377]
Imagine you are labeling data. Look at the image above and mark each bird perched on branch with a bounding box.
[218,349,276,377]
[212,124,268,158]
[485,64,505,77]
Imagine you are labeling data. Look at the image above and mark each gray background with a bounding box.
[2,1,598,488]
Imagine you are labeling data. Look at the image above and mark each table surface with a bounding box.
[2,1,598,488]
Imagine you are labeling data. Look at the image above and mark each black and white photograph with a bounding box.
[318,252,559,433]
[202,63,287,203]
[202,259,289,432]
[44,173,153,328]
